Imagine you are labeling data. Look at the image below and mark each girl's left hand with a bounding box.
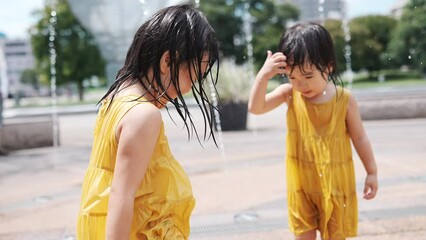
[363,174,378,200]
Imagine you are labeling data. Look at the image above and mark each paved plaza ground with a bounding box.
[0,103,426,239]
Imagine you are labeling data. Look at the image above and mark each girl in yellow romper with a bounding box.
[249,23,378,240]
[76,5,219,240]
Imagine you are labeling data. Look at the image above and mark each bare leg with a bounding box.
[295,230,316,240]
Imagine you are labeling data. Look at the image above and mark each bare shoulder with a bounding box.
[127,103,161,127]
[346,90,361,123]
[346,91,358,110]
[272,83,292,95]
[278,83,293,92]
[118,103,162,140]
[276,83,293,103]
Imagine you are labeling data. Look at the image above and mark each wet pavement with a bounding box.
[0,104,426,239]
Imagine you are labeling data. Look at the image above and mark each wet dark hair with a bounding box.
[100,4,219,143]
[278,22,341,87]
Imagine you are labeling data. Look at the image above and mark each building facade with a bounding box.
[0,33,8,99]
[2,38,36,97]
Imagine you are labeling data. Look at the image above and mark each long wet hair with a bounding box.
[100,4,219,144]
[278,22,341,87]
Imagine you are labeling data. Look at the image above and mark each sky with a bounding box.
[0,0,400,39]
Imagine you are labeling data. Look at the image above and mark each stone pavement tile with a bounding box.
[191,215,426,239]
[357,215,426,240]
[0,113,425,239]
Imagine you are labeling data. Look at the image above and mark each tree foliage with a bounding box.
[324,19,346,74]
[30,0,105,101]
[20,68,40,92]
[349,15,397,72]
[387,0,426,73]
[199,0,298,70]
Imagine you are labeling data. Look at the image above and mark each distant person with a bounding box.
[248,22,378,240]
[76,5,219,239]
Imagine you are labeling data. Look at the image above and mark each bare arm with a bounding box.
[346,94,378,200]
[106,104,162,240]
[248,51,290,114]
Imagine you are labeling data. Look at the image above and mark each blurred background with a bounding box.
[0,0,425,239]
[0,0,424,106]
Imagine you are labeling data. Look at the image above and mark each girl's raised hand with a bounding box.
[258,50,287,80]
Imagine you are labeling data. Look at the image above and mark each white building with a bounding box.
[0,33,8,99]
[3,38,36,97]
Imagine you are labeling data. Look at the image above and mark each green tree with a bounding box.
[199,0,298,70]
[324,19,346,74]
[349,15,397,73]
[250,0,299,70]
[199,0,244,63]
[387,0,426,74]
[30,0,105,101]
[20,68,40,93]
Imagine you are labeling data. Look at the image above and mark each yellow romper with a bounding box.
[76,95,195,240]
[286,87,357,239]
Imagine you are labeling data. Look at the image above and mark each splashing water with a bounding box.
[318,0,325,24]
[243,1,254,82]
[208,79,227,167]
[139,0,148,16]
[242,1,258,136]
[341,0,354,89]
[197,0,227,168]
[49,7,59,149]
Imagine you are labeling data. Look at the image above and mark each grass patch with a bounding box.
[345,78,426,89]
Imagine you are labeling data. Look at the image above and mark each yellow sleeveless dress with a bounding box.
[76,95,195,240]
[286,87,357,239]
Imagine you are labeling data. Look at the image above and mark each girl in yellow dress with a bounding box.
[76,5,219,240]
[248,23,378,240]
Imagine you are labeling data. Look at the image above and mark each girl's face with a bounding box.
[175,54,211,96]
[287,63,329,99]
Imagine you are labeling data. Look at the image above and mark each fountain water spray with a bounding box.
[208,79,227,166]
[243,2,255,85]
[242,1,258,136]
[318,0,353,88]
[0,46,6,128]
[49,4,59,149]
[196,0,227,167]
[341,0,353,89]
[318,0,325,25]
